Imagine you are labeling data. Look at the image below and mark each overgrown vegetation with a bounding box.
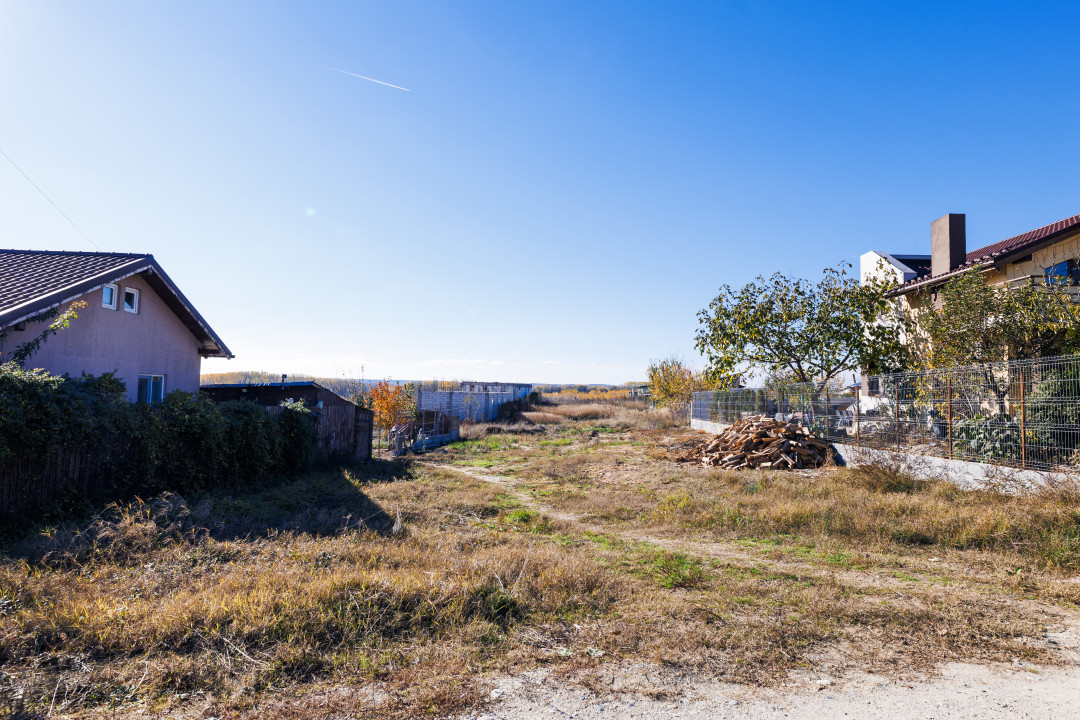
[0,364,319,523]
[915,267,1080,368]
[3,403,1078,719]
[0,465,616,718]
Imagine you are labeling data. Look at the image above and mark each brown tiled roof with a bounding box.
[0,249,232,358]
[889,212,1080,296]
[0,250,150,316]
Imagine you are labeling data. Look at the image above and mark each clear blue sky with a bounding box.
[2,1,1078,384]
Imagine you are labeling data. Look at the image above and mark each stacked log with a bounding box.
[681,415,834,470]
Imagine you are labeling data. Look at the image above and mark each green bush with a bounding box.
[953,414,1020,463]
[1027,364,1080,466]
[0,363,320,521]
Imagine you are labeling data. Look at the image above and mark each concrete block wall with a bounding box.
[416,389,516,423]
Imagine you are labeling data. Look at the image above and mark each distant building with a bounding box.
[458,382,534,400]
[0,250,231,402]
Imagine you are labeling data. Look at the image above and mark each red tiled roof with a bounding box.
[889,212,1080,295]
[0,249,232,358]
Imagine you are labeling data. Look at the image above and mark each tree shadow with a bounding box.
[1,459,415,565]
[197,458,412,540]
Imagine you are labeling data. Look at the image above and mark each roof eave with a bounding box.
[0,256,234,360]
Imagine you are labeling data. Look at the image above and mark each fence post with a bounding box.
[1020,368,1027,470]
[825,384,831,441]
[855,384,861,447]
[947,375,953,461]
[894,381,900,451]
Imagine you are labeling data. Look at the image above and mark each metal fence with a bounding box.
[691,353,1080,471]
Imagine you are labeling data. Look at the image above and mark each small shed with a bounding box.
[201,381,373,461]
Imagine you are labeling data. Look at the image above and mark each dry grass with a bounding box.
[536,403,682,430]
[458,421,543,441]
[4,404,1079,718]
[545,403,614,420]
[521,411,565,425]
[528,451,1080,575]
[0,464,618,718]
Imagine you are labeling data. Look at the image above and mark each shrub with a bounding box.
[0,363,321,522]
[953,414,1020,463]
[278,398,319,472]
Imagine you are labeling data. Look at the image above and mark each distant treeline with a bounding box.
[534,382,644,394]
[201,373,468,399]
[201,371,369,400]
[200,374,647,401]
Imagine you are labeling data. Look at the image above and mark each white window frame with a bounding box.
[137,374,166,404]
[102,283,118,310]
[123,287,140,314]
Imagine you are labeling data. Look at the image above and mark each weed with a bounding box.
[643,550,710,589]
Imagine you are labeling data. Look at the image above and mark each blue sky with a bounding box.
[2,1,1078,384]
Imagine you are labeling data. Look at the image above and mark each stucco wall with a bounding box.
[7,273,202,400]
[1004,231,1080,284]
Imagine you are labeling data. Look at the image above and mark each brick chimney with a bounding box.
[931,213,966,276]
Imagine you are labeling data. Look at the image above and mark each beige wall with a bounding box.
[1003,231,1080,284]
[6,273,202,401]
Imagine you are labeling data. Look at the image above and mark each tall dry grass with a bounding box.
[528,450,1080,574]
[0,467,617,718]
[539,403,682,429]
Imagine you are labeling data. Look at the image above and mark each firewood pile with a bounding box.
[678,415,835,469]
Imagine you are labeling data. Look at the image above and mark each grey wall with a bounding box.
[7,273,203,400]
[416,389,516,422]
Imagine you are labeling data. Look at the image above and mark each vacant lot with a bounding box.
[2,403,1078,718]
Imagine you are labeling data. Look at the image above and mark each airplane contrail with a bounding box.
[329,66,411,92]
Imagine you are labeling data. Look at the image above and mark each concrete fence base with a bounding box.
[689,419,1075,491]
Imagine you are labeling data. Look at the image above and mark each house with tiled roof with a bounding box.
[859,212,1080,391]
[863,212,1080,299]
[0,250,232,402]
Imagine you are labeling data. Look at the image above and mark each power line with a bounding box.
[0,146,100,251]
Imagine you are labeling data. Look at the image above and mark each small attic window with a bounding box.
[102,283,118,310]
[123,287,140,314]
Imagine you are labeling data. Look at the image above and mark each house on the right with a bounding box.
[860,211,1080,393]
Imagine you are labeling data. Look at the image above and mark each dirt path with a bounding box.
[459,661,1080,720]
[431,462,1080,719]
[434,463,1078,605]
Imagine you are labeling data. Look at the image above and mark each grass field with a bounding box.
[1,403,1077,718]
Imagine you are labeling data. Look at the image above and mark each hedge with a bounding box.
[0,363,319,522]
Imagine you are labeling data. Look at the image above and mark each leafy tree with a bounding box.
[915,268,1080,368]
[912,268,1080,419]
[369,379,416,448]
[646,356,714,410]
[694,264,904,396]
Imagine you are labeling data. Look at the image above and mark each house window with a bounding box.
[123,287,140,313]
[136,374,165,404]
[102,283,118,309]
[867,377,881,396]
[1044,259,1080,286]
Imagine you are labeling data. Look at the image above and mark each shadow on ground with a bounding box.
[1,458,415,565]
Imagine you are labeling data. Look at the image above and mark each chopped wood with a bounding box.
[675,415,836,470]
